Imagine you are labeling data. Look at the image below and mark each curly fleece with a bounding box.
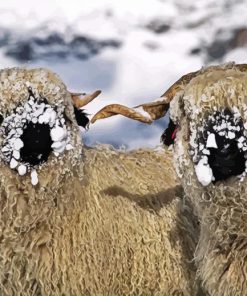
[0,68,198,295]
[171,63,247,296]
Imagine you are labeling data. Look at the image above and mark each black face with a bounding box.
[20,122,53,166]
[198,109,246,183]
[73,107,89,129]
[161,118,177,146]
[207,133,245,182]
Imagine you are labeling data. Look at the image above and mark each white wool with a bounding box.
[195,157,214,186]
[10,158,18,169]
[31,170,38,186]
[206,133,218,149]
[18,164,27,176]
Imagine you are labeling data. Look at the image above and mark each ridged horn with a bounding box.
[91,63,247,124]
[71,90,101,108]
[91,70,199,124]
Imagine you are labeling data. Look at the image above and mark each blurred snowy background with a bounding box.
[0,0,247,149]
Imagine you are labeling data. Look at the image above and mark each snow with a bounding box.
[13,138,24,150]
[206,133,218,148]
[13,150,20,159]
[31,170,38,186]
[50,126,66,142]
[228,131,235,139]
[195,157,214,186]
[0,0,246,149]
[0,90,73,184]
[18,164,27,176]
[66,144,74,150]
[10,158,18,169]
[134,106,152,121]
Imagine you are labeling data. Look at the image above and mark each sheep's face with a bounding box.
[170,68,247,186]
[159,67,247,217]
[0,68,96,187]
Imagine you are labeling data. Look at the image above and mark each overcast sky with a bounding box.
[0,0,246,149]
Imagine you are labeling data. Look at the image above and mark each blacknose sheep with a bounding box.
[93,63,247,296]
[0,68,199,295]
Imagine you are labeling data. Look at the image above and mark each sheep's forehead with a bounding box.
[183,69,247,121]
[0,68,69,114]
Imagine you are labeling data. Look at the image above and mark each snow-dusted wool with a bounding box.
[167,63,247,296]
[105,62,247,296]
[0,67,199,296]
[192,109,247,185]
[0,88,73,185]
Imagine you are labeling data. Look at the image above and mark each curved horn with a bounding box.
[91,70,199,124]
[161,70,199,102]
[235,63,247,72]
[71,90,101,108]
[91,104,155,124]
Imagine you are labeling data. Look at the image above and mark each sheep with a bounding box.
[93,62,247,296]
[0,67,199,295]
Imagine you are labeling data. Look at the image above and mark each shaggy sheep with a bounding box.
[93,63,247,296]
[0,67,199,295]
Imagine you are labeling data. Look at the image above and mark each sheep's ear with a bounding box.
[70,90,101,128]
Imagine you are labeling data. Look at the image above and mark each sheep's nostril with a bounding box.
[20,122,52,166]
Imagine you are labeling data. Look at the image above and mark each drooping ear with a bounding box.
[70,90,101,128]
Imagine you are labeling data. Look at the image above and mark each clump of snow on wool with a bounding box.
[0,88,73,185]
[195,156,214,186]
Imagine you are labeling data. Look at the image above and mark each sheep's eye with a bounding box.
[73,107,89,129]
[161,118,177,146]
[0,114,3,125]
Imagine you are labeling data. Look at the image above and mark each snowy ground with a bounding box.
[0,0,247,149]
